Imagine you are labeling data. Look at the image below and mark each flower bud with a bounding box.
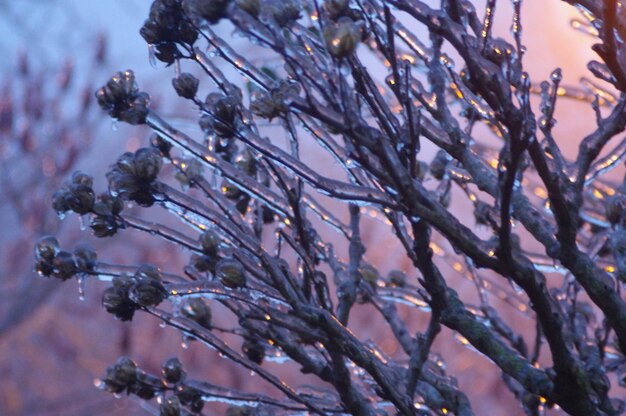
[190,253,216,273]
[131,264,167,307]
[388,270,406,287]
[242,337,265,364]
[74,244,97,271]
[65,183,95,214]
[324,17,360,58]
[102,275,137,321]
[162,357,185,384]
[199,229,221,257]
[235,0,260,17]
[430,150,451,180]
[324,0,349,19]
[160,396,182,416]
[52,251,77,280]
[52,189,70,214]
[181,297,212,329]
[359,263,378,287]
[606,193,626,226]
[103,356,137,394]
[216,258,247,288]
[134,148,163,181]
[35,236,60,261]
[172,73,199,99]
[226,405,254,416]
[95,70,149,125]
[91,215,122,238]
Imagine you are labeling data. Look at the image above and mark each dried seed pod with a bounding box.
[216,258,247,288]
[172,73,199,99]
[181,297,212,329]
[162,357,185,384]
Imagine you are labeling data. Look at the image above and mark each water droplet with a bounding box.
[77,275,86,301]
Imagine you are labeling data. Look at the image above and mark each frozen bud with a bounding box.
[235,0,260,17]
[199,229,221,257]
[52,251,77,280]
[151,134,173,157]
[190,253,216,272]
[66,183,95,214]
[474,201,494,226]
[415,160,429,181]
[172,73,199,99]
[242,337,265,364]
[226,406,254,416]
[606,193,626,225]
[71,171,94,187]
[162,357,185,384]
[235,151,257,176]
[221,179,243,200]
[175,384,203,408]
[359,263,379,287]
[103,356,137,394]
[90,215,122,238]
[324,17,360,58]
[611,230,626,283]
[272,1,301,27]
[181,297,212,329]
[92,193,124,216]
[114,152,137,175]
[324,0,349,19]
[160,396,182,416]
[73,244,97,271]
[388,270,406,287]
[131,264,167,307]
[52,189,70,214]
[35,236,60,261]
[95,70,150,125]
[134,148,163,181]
[154,42,180,65]
[216,258,247,288]
[185,0,231,24]
[102,275,137,321]
[430,150,450,180]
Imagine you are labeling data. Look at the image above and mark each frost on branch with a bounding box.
[37,0,626,415]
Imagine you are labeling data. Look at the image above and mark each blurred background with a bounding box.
[0,1,600,415]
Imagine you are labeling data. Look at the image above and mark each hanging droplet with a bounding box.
[77,275,86,301]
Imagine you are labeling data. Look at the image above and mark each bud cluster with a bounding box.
[101,264,167,321]
[34,236,96,281]
[95,70,150,125]
[106,147,163,207]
